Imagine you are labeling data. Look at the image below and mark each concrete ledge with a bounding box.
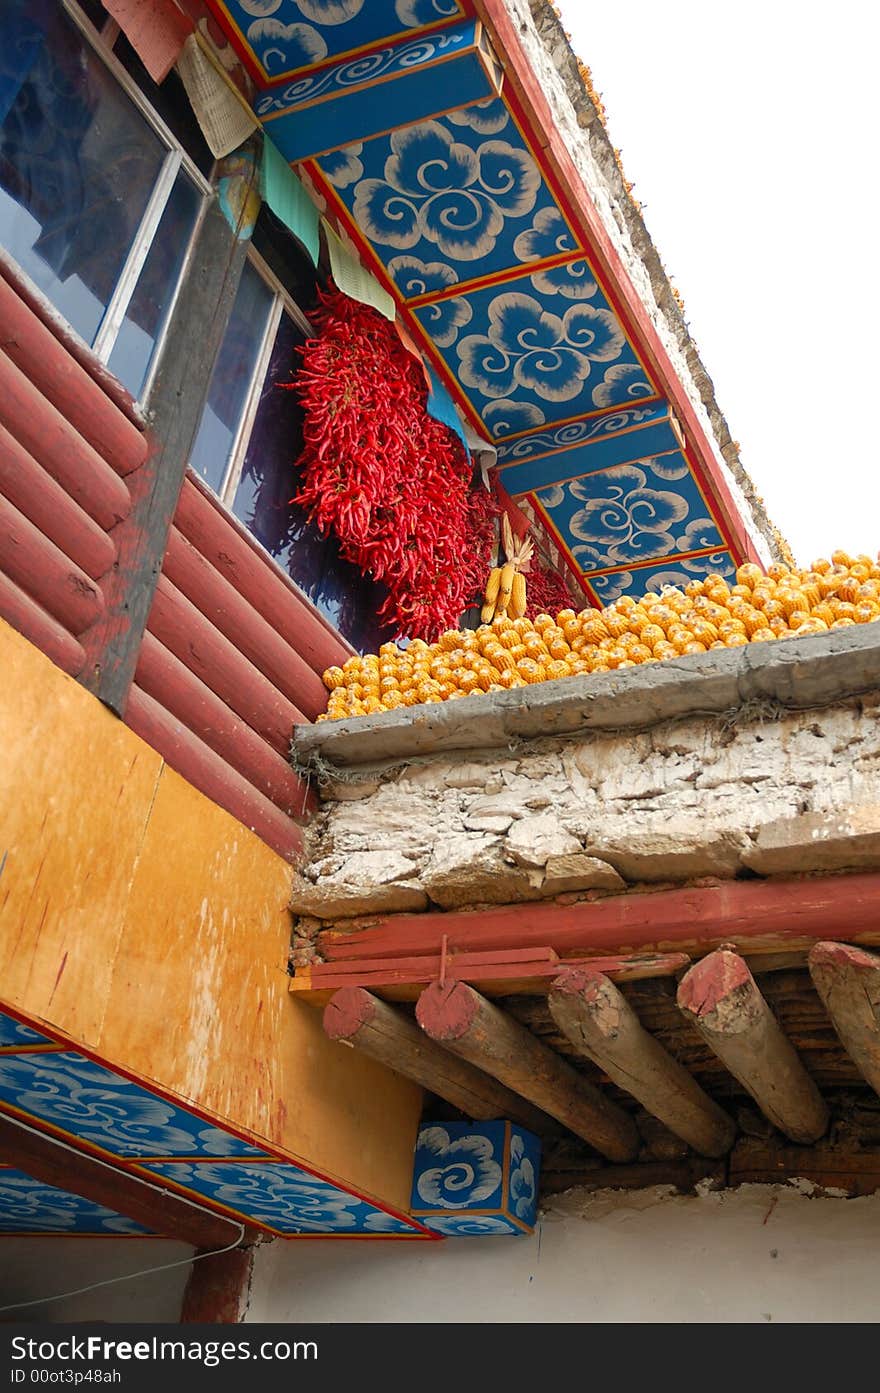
[293,626,880,771]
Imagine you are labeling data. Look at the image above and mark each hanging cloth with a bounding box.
[261,137,320,266]
[176,32,258,160]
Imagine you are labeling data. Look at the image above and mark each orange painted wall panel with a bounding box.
[0,620,422,1214]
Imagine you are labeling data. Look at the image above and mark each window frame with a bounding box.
[7,0,216,402]
[213,247,313,509]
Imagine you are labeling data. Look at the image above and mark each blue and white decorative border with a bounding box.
[0,1006,432,1240]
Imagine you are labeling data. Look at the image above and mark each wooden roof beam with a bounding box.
[808,941,880,1099]
[677,948,829,1144]
[416,979,639,1163]
[549,967,736,1158]
[323,986,557,1137]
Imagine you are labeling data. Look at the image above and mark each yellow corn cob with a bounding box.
[495,561,516,616]
[509,569,527,618]
[484,567,502,606]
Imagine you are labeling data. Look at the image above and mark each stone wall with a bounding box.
[291,629,880,931]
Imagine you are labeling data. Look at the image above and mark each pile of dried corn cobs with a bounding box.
[317,553,880,721]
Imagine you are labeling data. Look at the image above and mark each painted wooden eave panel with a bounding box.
[0,620,423,1221]
[204,0,766,591]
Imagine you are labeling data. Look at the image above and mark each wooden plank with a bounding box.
[295,950,690,996]
[549,967,736,1157]
[729,1133,880,1197]
[0,422,117,581]
[146,574,306,753]
[135,631,316,819]
[0,272,148,474]
[808,941,880,1099]
[317,874,880,963]
[0,493,105,635]
[126,685,304,862]
[324,987,557,1135]
[0,349,132,531]
[0,1110,248,1248]
[162,527,328,718]
[0,573,85,677]
[677,948,829,1144]
[175,475,352,677]
[81,195,253,716]
[416,979,640,1161]
[0,246,144,429]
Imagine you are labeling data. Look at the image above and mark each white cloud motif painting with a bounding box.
[353,122,540,261]
[415,1126,503,1209]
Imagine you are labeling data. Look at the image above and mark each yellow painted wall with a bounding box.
[0,620,422,1211]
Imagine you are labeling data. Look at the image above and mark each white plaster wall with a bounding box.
[246,1185,880,1324]
[0,1238,193,1322]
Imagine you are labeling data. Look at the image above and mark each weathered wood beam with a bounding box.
[808,941,880,1098]
[323,987,556,1136]
[0,1111,250,1249]
[292,950,690,1002]
[317,870,880,965]
[549,967,736,1158]
[677,948,829,1144]
[415,979,639,1162]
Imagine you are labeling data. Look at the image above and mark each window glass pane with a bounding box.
[0,0,167,348]
[231,312,394,654]
[189,259,275,494]
[107,168,201,399]
[113,34,214,178]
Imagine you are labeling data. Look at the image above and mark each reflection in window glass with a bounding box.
[0,0,165,347]
[107,168,201,398]
[189,260,275,494]
[232,313,393,654]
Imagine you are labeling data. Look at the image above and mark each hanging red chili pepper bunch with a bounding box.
[525,561,580,619]
[290,288,499,640]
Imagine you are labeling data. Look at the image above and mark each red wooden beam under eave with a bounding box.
[316,871,880,964]
[472,0,763,568]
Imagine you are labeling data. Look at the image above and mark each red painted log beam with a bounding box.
[0,247,144,429]
[126,685,304,862]
[135,632,316,819]
[0,273,148,474]
[0,423,117,582]
[472,0,763,567]
[0,577,85,677]
[0,493,105,635]
[175,476,352,678]
[162,527,328,718]
[317,872,880,964]
[0,350,132,531]
[147,574,306,755]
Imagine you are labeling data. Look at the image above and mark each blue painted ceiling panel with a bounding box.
[219,0,467,83]
[533,452,723,575]
[587,550,738,606]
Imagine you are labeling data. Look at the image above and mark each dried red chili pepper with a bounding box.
[288,287,500,641]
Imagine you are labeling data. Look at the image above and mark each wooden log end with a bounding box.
[415,979,481,1041]
[550,966,606,1001]
[323,986,377,1040]
[677,948,752,1019]
[809,940,880,972]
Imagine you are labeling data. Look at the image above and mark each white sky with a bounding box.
[554,0,880,566]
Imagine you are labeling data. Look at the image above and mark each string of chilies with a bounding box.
[287,288,499,641]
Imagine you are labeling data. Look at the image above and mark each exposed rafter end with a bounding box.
[809,941,880,1099]
[415,978,639,1162]
[677,947,829,1144]
[324,987,556,1135]
[549,967,736,1158]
